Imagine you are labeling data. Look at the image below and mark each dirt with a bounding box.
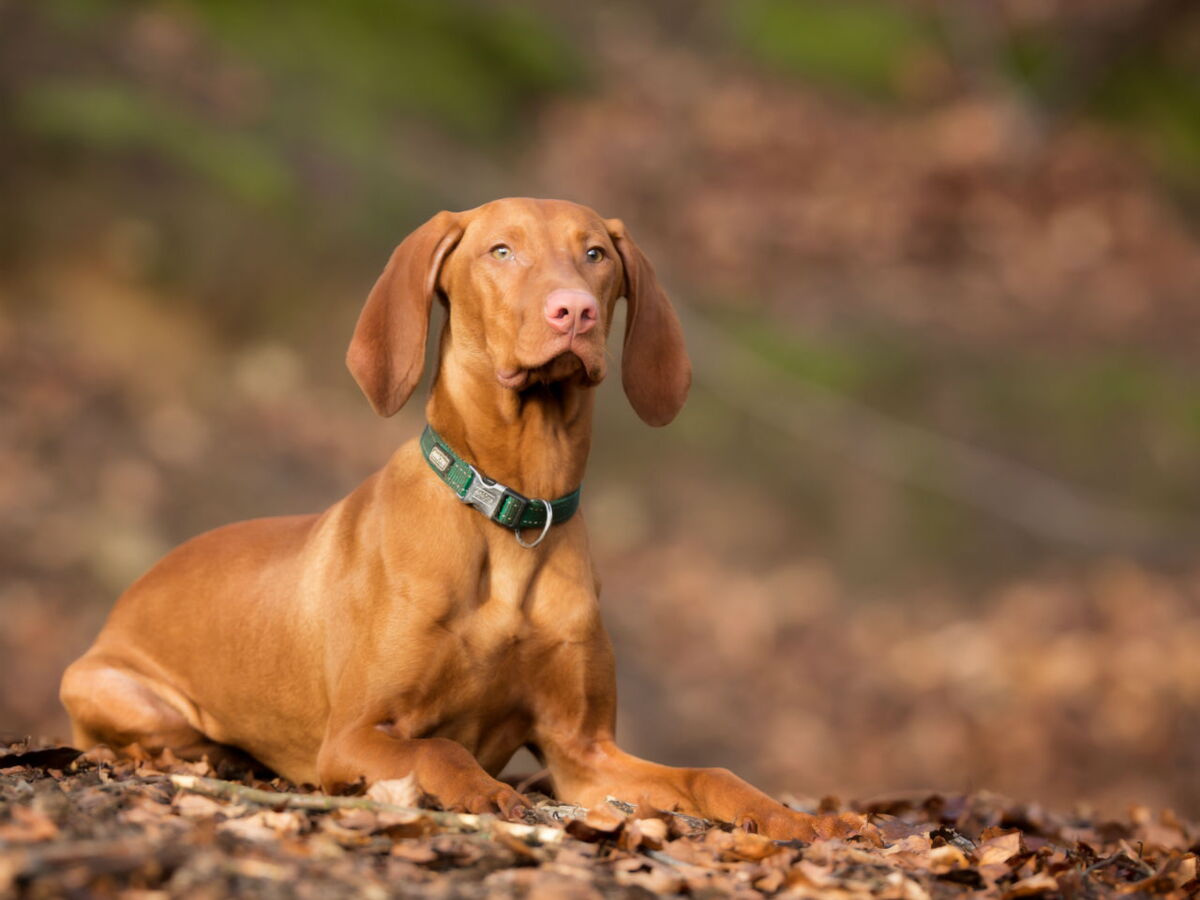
[2,741,1195,898]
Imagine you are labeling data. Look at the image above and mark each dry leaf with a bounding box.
[564,806,625,842]
[171,793,233,819]
[219,810,302,842]
[374,809,432,840]
[883,833,933,858]
[635,817,668,846]
[929,843,970,871]
[976,831,1023,866]
[366,774,422,809]
[1002,873,1060,898]
[0,806,59,843]
[330,807,379,832]
[614,865,685,893]
[491,829,540,860]
[391,841,438,863]
[725,828,783,861]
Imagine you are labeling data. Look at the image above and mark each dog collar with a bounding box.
[420,424,581,548]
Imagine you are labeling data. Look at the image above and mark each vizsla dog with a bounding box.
[61,197,817,839]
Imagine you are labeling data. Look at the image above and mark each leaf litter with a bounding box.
[2,740,1197,898]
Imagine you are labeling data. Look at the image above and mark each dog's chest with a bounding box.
[391,592,584,727]
[375,606,548,768]
[370,546,600,762]
[422,600,561,698]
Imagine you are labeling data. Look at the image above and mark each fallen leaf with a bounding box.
[391,841,438,863]
[977,830,1023,866]
[219,809,304,842]
[614,864,685,893]
[330,807,379,832]
[493,829,541,860]
[701,827,783,862]
[0,806,59,842]
[1002,873,1060,898]
[367,774,422,808]
[565,806,625,842]
[929,843,971,871]
[171,793,228,819]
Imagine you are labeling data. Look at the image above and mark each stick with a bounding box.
[605,796,712,832]
[168,774,565,845]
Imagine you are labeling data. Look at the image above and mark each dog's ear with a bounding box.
[347,211,463,417]
[606,219,691,426]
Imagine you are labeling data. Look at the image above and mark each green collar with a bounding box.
[420,424,581,547]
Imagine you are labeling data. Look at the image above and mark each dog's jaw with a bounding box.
[496,350,604,392]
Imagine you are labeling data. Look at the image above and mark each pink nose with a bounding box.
[544,289,598,336]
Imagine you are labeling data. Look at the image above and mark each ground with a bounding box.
[1,741,1195,899]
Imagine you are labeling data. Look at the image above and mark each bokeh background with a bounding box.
[3,0,1200,817]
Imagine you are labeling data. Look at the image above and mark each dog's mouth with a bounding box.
[497,348,604,391]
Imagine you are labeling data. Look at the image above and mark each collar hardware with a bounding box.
[428,445,453,472]
[463,471,528,527]
[515,499,553,549]
[420,425,581,544]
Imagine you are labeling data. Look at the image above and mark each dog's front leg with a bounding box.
[317,727,528,818]
[541,737,818,840]
[532,635,819,839]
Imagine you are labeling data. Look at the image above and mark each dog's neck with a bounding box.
[425,345,594,501]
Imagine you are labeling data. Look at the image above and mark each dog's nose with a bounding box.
[545,289,598,335]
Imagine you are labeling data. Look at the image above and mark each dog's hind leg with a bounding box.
[60,654,251,770]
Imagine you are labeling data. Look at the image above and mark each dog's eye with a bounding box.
[585,247,605,262]
[491,245,512,260]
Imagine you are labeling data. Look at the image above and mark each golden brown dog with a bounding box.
[61,197,818,839]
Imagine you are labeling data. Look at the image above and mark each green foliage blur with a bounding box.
[731,0,940,100]
[2,0,583,332]
[732,0,1200,182]
[6,0,1200,330]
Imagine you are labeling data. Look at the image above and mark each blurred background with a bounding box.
[3,0,1200,817]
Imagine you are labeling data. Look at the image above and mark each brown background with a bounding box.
[3,0,1199,816]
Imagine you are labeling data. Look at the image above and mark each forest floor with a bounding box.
[1,741,1195,899]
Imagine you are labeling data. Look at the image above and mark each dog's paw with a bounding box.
[740,806,864,843]
[737,806,820,842]
[442,781,531,821]
[493,786,533,822]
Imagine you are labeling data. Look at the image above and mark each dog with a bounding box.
[61,197,819,839]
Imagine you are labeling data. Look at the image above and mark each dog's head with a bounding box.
[346,197,690,426]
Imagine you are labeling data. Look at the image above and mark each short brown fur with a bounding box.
[61,198,817,838]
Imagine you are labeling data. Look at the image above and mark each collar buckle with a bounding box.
[462,467,529,527]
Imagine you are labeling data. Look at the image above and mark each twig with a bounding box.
[168,774,565,845]
[605,796,712,832]
[645,848,710,875]
[1084,850,1154,878]
[533,799,589,824]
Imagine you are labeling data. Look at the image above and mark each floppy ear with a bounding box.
[606,219,691,426]
[347,211,463,417]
